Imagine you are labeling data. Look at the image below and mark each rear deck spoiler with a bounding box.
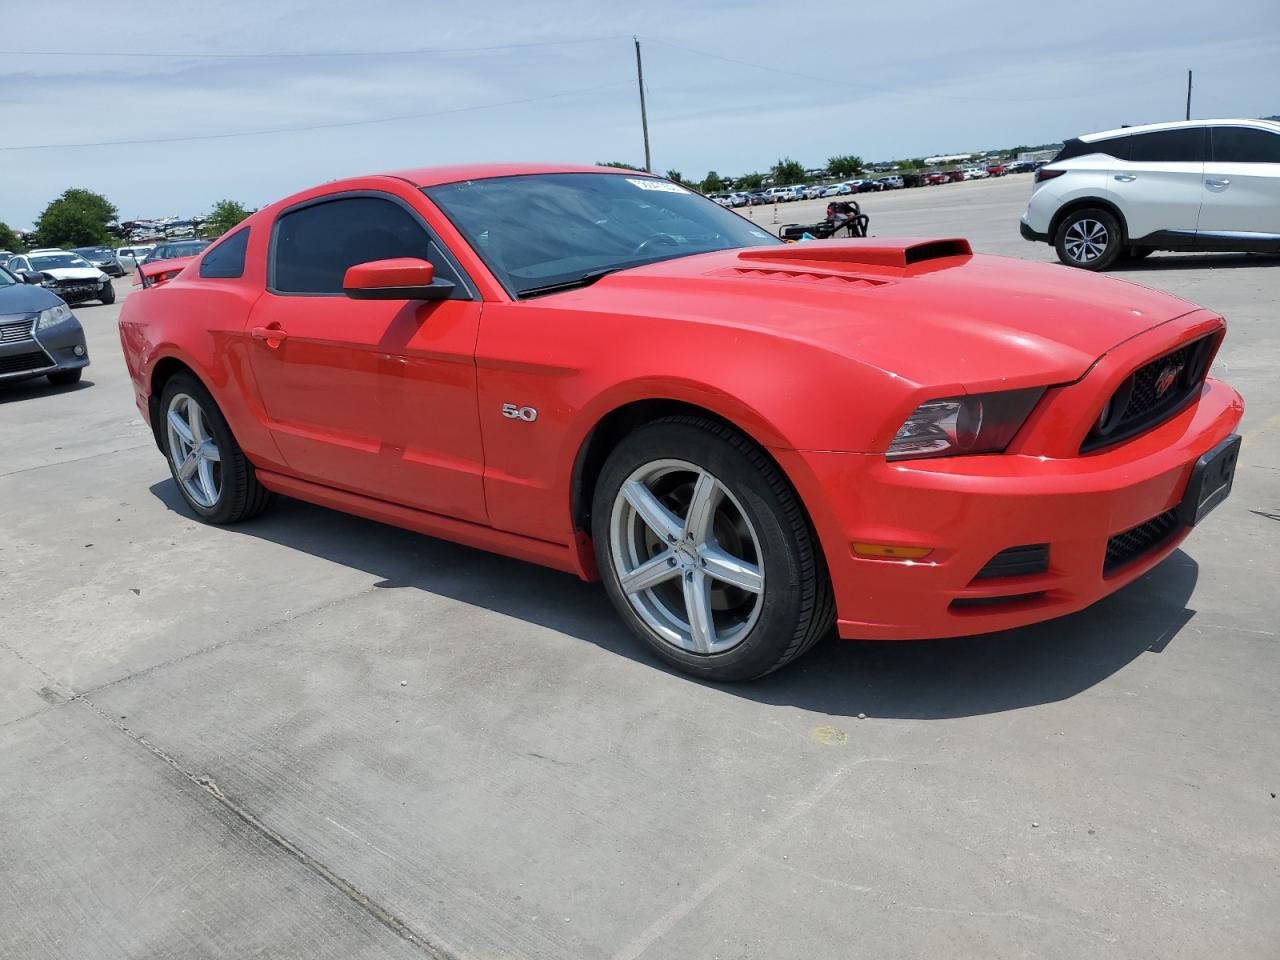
[135,255,197,288]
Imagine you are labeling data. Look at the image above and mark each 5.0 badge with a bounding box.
[501,403,538,422]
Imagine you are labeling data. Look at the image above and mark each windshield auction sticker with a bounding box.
[626,178,686,193]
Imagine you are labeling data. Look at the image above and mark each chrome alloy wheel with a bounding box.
[609,459,765,655]
[166,393,222,509]
[1063,218,1109,263]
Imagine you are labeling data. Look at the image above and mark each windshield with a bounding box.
[423,172,780,297]
[31,254,92,270]
[73,247,113,259]
[0,266,15,287]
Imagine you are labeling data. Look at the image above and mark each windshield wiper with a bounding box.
[517,267,620,299]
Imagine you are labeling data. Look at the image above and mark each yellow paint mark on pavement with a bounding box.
[810,725,848,745]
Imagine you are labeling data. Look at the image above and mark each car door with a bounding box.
[1107,127,1206,241]
[245,191,488,523]
[1198,125,1280,239]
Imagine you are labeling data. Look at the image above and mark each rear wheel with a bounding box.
[1055,207,1123,271]
[159,373,274,524]
[592,417,834,682]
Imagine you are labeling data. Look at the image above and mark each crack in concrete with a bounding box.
[72,694,458,960]
[0,441,154,479]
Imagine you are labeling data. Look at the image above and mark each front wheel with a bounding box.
[592,417,834,682]
[159,372,274,524]
[47,368,82,387]
[1055,208,1123,271]
[99,282,116,305]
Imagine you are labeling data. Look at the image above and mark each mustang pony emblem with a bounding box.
[1154,364,1183,398]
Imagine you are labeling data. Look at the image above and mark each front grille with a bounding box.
[972,543,1049,580]
[0,350,54,375]
[1104,509,1181,576]
[1082,336,1214,452]
[0,319,35,344]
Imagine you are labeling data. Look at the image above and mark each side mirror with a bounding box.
[20,270,44,285]
[342,258,455,301]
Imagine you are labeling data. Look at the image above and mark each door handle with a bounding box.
[1205,177,1230,188]
[1113,174,1137,182]
[251,325,288,345]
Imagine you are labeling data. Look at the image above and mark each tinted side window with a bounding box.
[1211,126,1280,163]
[199,227,250,279]
[272,195,462,296]
[1127,128,1206,163]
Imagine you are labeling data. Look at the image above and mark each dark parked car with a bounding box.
[142,239,211,264]
[70,246,126,277]
[746,191,770,206]
[0,265,90,387]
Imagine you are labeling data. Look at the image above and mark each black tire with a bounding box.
[159,372,274,524]
[1123,247,1154,260]
[47,368,82,386]
[592,416,835,682]
[99,282,116,305]
[1054,207,1123,271]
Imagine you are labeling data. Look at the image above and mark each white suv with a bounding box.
[1020,118,1280,270]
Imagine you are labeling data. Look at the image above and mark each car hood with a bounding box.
[0,282,63,315]
[547,239,1201,388]
[38,267,106,281]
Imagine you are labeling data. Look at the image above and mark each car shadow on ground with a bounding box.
[150,481,1200,721]
[0,378,94,404]
[1111,253,1280,272]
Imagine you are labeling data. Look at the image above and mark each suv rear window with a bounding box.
[1053,137,1127,162]
[1211,126,1280,163]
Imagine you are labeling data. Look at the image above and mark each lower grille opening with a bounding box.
[1104,509,1181,576]
[0,350,53,375]
[951,592,1047,610]
[971,543,1049,581]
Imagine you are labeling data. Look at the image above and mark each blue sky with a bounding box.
[2,0,1278,228]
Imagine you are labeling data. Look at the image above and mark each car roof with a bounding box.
[1080,117,1280,142]
[382,162,655,188]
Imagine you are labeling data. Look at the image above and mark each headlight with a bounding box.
[886,388,1044,461]
[35,303,74,331]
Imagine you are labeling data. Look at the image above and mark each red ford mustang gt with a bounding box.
[118,163,1243,681]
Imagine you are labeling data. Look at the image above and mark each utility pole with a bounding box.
[1185,70,1192,121]
[634,36,652,173]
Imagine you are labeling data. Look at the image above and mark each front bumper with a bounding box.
[0,317,90,382]
[778,375,1243,641]
[46,278,110,304]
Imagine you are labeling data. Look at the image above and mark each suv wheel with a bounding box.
[592,416,834,682]
[1055,208,1123,271]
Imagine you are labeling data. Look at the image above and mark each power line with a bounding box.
[0,81,629,152]
[643,37,1161,104]
[0,35,627,60]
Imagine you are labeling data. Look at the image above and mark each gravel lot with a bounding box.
[2,174,1278,960]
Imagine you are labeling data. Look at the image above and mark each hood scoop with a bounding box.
[737,237,972,271]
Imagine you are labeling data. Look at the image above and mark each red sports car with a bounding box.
[118,163,1243,681]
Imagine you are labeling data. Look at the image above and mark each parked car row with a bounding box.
[0,260,91,390]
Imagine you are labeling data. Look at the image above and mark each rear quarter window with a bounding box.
[199,227,250,279]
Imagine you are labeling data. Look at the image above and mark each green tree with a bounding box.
[701,170,723,193]
[203,199,253,238]
[33,188,118,248]
[0,222,24,253]
[902,158,926,171]
[826,154,864,178]
[597,160,645,171]
[738,172,765,190]
[770,157,805,185]
[665,169,685,185]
